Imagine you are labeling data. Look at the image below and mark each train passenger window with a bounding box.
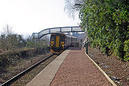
[60,35,65,41]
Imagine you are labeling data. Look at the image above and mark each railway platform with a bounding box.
[26,48,114,86]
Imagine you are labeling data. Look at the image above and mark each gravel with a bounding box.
[88,46,129,86]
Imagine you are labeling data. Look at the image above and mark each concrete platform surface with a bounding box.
[26,50,70,86]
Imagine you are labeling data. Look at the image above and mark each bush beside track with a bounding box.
[0,47,50,73]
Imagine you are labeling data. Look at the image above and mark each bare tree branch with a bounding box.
[64,0,84,17]
[2,24,13,35]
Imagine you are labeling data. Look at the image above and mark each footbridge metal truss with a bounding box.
[32,26,84,39]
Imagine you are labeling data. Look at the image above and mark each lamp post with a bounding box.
[85,15,89,54]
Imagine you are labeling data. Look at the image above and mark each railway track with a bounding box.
[1,54,56,86]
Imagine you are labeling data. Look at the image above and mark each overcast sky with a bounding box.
[0,0,80,36]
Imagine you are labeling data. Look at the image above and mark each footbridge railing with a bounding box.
[32,26,84,39]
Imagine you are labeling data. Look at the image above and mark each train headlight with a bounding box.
[61,42,64,47]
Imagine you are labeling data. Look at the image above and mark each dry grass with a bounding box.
[0,49,50,84]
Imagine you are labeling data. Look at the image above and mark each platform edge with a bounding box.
[84,48,117,86]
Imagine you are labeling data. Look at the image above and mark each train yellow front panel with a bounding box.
[56,36,60,47]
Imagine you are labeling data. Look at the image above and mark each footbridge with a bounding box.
[32,26,84,39]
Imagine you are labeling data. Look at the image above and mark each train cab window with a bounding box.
[51,35,55,41]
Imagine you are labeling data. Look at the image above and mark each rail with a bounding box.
[1,54,54,86]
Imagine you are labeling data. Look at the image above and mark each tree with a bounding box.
[25,35,49,48]
[79,0,129,60]
[2,24,13,35]
[65,0,129,60]
[0,25,26,50]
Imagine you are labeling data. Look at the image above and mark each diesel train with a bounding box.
[50,33,80,54]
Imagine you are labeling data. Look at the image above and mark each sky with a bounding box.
[0,0,80,37]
